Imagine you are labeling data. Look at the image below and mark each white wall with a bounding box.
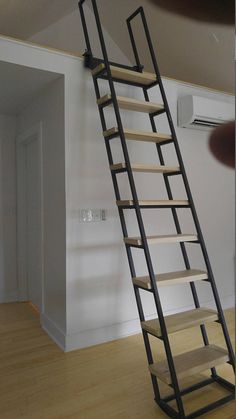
[17,77,67,335]
[0,37,233,352]
[0,115,17,302]
[64,60,235,351]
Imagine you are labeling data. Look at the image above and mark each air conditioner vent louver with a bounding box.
[178,95,234,131]
[193,119,222,128]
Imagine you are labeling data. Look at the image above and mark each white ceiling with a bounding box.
[0,0,234,93]
[0,61,61,115]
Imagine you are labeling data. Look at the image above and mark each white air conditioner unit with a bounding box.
[177,95,234,131]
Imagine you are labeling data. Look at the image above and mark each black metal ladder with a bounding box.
[79,2,235,418]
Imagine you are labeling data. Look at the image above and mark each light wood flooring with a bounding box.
[0,303,235,419]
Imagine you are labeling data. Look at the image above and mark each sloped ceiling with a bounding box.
[0,0,76,38]
[0,0,234,93]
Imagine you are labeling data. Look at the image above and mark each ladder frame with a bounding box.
[78,2,235,418]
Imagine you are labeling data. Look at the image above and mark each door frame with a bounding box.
[16,122,44,312]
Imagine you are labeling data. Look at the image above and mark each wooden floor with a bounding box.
[0,303,235,419]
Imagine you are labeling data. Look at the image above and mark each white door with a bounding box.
[17,124,43,312]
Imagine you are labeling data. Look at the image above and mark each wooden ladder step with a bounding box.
[132,269,208,289]
[141,308,218,337]
[97,95,164,114]
[124,234,198,246]
[92,64,157,86]
[117,200,189,208]
[110,163,180,174]
[149,344,229,385]
[104,128,172,143]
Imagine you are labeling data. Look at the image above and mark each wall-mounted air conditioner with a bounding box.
[177,95,234,131]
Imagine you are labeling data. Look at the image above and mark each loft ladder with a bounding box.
[79,2,235,418]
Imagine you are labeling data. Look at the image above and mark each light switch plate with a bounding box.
[79,209,107,222]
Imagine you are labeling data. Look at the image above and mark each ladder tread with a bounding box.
[97,94,164,114]
[92,64,157,86]
[149,344,229,385]
[111,163,180,173]
[117,200,189,207]
[104,127,172,143]
[125,234,198,246]
[141,308,218,337]
[133,269,208,289]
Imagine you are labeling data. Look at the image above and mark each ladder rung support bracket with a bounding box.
[158,139,174,146]
[98,98,113,108]
[104,132,119,141]
[146,80,160,89]
[150,109,166,117]
[165,171,183,177]
[134,284,154,292]
[110,167,127,174]
[93,68,106,79]
[125,243,144,249]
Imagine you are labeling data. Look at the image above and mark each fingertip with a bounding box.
[209,122,235,168]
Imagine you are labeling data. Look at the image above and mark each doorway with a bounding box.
[17,123,44,313]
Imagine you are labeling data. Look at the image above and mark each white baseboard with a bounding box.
[41,294,235,353]
[218,294,235,310]
[41,313,65,351]
[0,290,18,303]
[65,317,142,352]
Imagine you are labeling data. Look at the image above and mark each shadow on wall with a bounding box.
[0,115,17,303]
[67,241,135,333]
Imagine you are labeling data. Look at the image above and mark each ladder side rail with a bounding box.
[127,6,235,371]
[89,0,165,404]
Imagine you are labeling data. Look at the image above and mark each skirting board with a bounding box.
[41,313,65,351]
[0,290,18,303]
[42,294,235,353]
